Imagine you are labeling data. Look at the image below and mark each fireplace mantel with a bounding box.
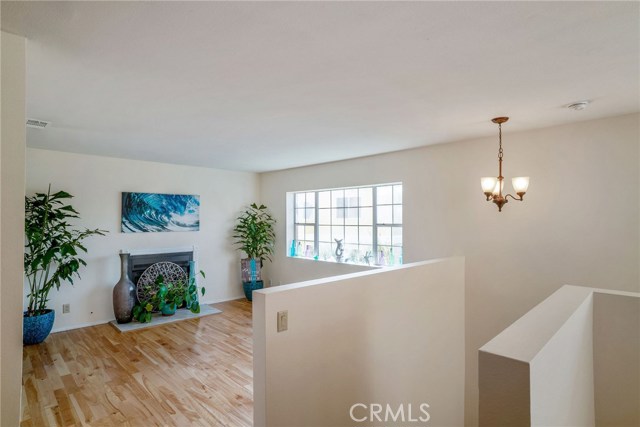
[121,245,198,257]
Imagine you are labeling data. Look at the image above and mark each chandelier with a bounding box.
[481,117,529,212]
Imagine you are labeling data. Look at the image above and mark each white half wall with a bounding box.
[529,293,594,427]
[1,31,27,427]
[593,293,640,426]
[259,113,640,425]
[270,256,376,286]
[26,148,259,332]
[253,257,466,427]
[479,285,640,427]
[478,285,597,426]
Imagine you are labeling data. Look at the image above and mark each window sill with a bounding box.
[287,255,398,269]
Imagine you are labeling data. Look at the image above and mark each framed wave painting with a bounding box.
[121,192,200,233]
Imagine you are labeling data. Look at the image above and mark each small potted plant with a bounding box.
[232,203,276,301]
[24,185,107,345]
[132,271,205,323]
[159,281,186,316]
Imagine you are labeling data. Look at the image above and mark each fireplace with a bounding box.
[125,247,196,287]
[110,245,220,333]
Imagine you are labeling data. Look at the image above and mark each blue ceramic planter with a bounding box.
[161,303,177,316]
[23,309,55,345]
[243,280,264,301]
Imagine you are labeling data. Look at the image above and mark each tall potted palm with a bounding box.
[232,203,276,301]
[24,185,106,344]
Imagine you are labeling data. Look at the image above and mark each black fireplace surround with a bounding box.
[128,251,194,286]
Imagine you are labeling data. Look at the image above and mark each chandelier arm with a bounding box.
[504,193,524,202]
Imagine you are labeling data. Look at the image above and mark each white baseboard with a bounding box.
[51,319,110,333]
[201,294,246,305]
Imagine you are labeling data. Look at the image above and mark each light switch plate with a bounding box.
[277,310,288,332]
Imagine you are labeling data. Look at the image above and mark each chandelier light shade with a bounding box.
[512,176,530,195]
[481,117,529,212]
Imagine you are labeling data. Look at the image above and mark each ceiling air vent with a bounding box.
[26,118,51,129]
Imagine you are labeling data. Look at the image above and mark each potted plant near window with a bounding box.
[24,186,107,345]
[233,203,276,301]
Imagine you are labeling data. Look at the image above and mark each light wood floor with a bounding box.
[20,300,253,427]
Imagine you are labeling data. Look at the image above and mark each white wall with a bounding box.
[253,257,465,427]
[1,31,27,427]
[260,113,640,425]
[26,148,259,332]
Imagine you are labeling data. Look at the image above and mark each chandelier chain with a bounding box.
[498,123,503,161]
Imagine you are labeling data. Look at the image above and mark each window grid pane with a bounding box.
[377,186,393,205]
[305,192,315,208]
[318,191,331,208]
[319,225,331,242]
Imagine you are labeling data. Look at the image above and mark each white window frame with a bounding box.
[289,183,403,266]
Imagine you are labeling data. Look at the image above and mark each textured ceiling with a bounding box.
[2,1,638,172]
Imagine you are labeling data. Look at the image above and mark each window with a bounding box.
[290,183,402,266]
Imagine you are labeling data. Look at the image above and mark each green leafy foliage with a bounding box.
[232,203,276,262]
[24,185,107,316]
[132,270,206,323]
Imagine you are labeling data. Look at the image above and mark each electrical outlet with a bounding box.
[62,304,70,314]
[277,310,288,332]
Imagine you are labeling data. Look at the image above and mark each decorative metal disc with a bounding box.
[136,261,187,304]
